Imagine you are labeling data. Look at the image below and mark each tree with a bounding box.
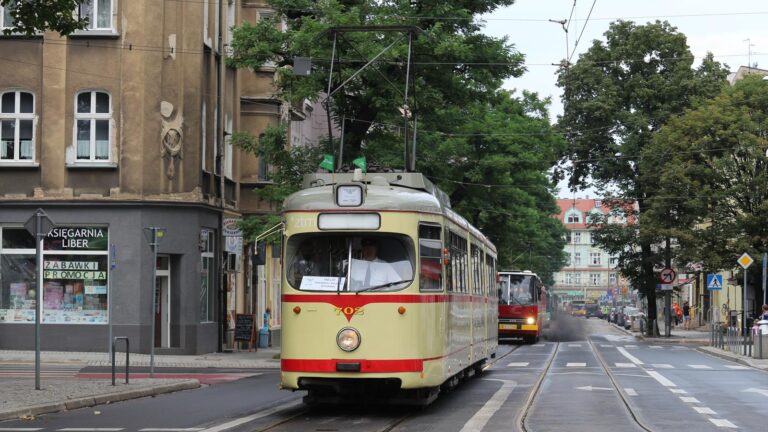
[644,74,768,291]
[1,0,87,36]
[228,0,524,165]
[556,20,729,332]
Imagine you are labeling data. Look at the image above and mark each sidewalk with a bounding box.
[0,348,280,421]
[697,346,768,370]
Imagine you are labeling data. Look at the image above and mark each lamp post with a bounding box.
[143,227,165,378]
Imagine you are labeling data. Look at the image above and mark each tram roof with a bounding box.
[283,172,495,252]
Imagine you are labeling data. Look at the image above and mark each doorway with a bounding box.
[154,255,171,348]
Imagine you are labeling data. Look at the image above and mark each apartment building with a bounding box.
[0,0,299,354]
[552,198,630,304]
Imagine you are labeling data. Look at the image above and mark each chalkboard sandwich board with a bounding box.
[234,314,256,348]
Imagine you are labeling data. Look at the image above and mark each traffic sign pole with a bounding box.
[738,253,753,355]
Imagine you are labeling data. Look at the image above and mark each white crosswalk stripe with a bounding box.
[680,396,701,403]
[624,388,638,396]
[567,344,582,347]
[615,363,636,368]
[694,407,717,415]
[566,363,586,367]
[650,345,663,349]
[651,364,674,369]
[507,362,529,367]
[670,388,688,394]
[709,419,738,428]
[689,365,712,369]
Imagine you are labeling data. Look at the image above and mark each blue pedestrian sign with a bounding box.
[706,274,722,291]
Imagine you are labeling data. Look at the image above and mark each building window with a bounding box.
[590,252,601,265]
[74,91,111,162]
[591,273,600,285]
[595,200,602,208]
[609,273,617,285]
[574,273,581,285]
[571,232,581,244]
[1,1,15,31]
[566,211,581,224]
[565,273,573,285]
[589,233,595,244]
[1,91,34,162]
[610,256,618,266]
[0,226,110,324]
[573,252,581,265]
[200,229,216,322]
[78,0,113,30]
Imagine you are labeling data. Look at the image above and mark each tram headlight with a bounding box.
[526,317,536,325]
[336,327,361,352]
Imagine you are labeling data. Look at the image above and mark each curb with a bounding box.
[0,379,200,421]
[696,346,768,371]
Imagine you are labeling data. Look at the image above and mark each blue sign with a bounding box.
[706,274,722,291]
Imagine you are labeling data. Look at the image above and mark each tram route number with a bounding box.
[287,215,316,228]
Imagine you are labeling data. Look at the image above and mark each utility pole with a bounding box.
[143,227,165,378]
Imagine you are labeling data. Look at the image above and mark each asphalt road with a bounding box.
[1,315,766,432]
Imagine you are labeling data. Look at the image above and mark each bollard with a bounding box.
[112,337,130,386]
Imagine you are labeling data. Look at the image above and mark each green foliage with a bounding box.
[644,74,768,277]
[1,0,87,36]
[556,20,729,320]
[229,0,524,160]
[231,126,325,240]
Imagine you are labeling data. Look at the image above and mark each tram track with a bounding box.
[514,342,559,432]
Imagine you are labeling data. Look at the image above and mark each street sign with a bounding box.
[706,274,723,291]
[660,284,673,291]
[737,253,753,269]
[659,267,677,284]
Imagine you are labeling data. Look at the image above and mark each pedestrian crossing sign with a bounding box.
[706,274,722,291]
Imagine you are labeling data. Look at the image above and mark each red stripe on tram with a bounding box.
[281,358,425,373]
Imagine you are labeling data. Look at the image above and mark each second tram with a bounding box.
[497,270,547,343]
[279,171,498,404]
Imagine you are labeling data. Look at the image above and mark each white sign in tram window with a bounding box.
[300,276,346,291]
[318,213,380,230]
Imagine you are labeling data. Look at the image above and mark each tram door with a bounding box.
[154,255,171,348]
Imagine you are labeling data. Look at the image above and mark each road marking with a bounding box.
[506,362,529,367]
[624,388,638,396]
[600,344,612,348]
[650,345,663,349]
[709,419,738,428]
[460,379,517,432]
[58,429,124,431]
[647,370,677,387]
[689,365,712,369]
[139,428,203,432]
[532,344,546,347]
[651,364,673,369]
[743,388,768,397]
[725,365,749,370]
[694,407,717,415]
[566,363,586,367]
[0,429,44,431]
[680,396,701,403]
[567,344,582,347]
[617,346,644,365]
[624,345,638,348]
[615,363,636,368]
[575,385,612,391]
[199,400,302,432]
[670,389,688,394]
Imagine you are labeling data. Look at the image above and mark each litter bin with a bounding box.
[258,327,270,348]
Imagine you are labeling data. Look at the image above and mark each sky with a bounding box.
[481,0,768,198]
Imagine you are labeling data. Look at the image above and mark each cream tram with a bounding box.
[279,171,498,404]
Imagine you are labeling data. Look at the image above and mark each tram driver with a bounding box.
[349,238,402,291]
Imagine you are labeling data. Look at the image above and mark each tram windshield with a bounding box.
[286,234,414,292]
[498,274,535,305]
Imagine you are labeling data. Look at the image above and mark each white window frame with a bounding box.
[609,273,617,285]
[566,210,581,224]
[591,273,600,285]
[78,0,115,31]
[590,252,601,265]
[0,90,35,163]
[1,2,15,31]
[574,273,581,285]
[565,273,573,285]
[572,232,581,244]
[573,252,581,265]
[73,90,112,163]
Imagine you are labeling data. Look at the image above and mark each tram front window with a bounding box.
[286,234,414,292]
[499,274,534,305]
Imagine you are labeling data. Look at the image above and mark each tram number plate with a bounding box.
[499,324,518,330]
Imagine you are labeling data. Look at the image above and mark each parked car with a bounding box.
[623,307,645,330]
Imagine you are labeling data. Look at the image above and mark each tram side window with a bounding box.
[418,224,442,291]
[448,231,467,293]
[471,244,481,295]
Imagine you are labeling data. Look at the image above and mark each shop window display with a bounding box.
[0,226,109,324]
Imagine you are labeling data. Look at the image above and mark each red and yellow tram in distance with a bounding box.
[497,270,548,344]
[279,171,498,404]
